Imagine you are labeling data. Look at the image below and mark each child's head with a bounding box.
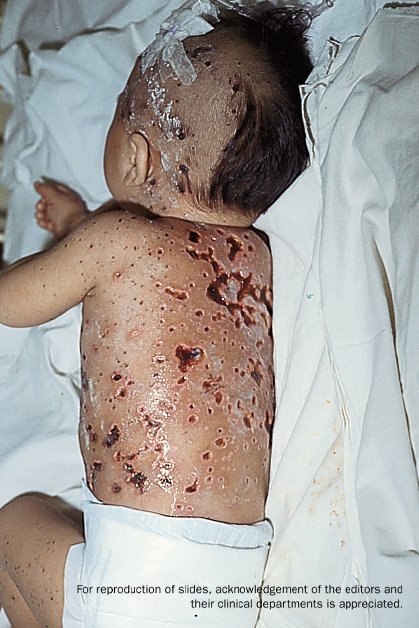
[104,3,312,226]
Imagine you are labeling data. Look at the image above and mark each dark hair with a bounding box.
[208,8,313,218]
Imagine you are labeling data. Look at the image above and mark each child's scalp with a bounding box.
[125,3,313,221]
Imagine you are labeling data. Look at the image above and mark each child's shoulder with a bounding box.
[78,210,270,264]
[82,208,152,234]
[74,208,165,248]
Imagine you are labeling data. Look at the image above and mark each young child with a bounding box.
[0,2,312,627]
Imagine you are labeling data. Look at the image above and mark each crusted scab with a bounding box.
[112,482,122,493]
[186,246,220,274]
[138,412,163,438]
[177,163,192,194]
[175,344,205,373]
[249,358,263,386]
[103,424,120,448]
[156,460,174,492]
[185,477,198,493]
[86,423,98,443]
[202,450,212,461]
[207,268,272,328]
[130,472,149,491]
[165,286,188,300]
[89,460,103,490]
[188,230,201,243]
[176,127,187,141]
[113,450,138,462]
[206,272,254,325]
[226,235,244,261]
[202,374,223,392]
[157,475,173,491]
[243,413,254,430]
[111,373,134,400]
[202,375,225,405]
[214,391,224,405]
[81,368,88,390]
[190,44,213,59]
[123,463,149,493]
[214,436,228,448]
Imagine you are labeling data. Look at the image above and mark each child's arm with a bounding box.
[0,212,115,328]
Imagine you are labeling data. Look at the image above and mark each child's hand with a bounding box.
[34,180,89,239]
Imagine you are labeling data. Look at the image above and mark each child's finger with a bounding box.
[34,180,67,203]
[34,181,54,204]
[36,214,50,229]
[35,204,47,221]
[34,180,51,195]
[35,198,47,212]
[35,210,54,232]
[34,179,79,200]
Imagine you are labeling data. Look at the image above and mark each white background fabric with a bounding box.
[255,8,419,625]
[0,2,418,627]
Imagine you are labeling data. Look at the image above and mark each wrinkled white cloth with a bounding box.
[63,484,272,628]
[255,6,419,627]
[1,2,418,628]
[0,1,183,263]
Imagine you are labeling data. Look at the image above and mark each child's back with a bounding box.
[79,210,273,523]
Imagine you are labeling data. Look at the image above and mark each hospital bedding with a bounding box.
[0,1,418,626]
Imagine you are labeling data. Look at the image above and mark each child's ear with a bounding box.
[124,132,153,187]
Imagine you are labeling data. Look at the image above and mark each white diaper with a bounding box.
[63,484,272,627]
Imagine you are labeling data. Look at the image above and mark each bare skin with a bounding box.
[0,494,83,627]
[1,209,273,523]
[0,27,274,625]
[79,214,273,522]
[0,210,273,627]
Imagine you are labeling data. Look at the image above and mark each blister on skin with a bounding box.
[78,217,273,522]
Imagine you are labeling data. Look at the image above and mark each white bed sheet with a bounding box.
[255,6,419,625]
[0,1,418,627]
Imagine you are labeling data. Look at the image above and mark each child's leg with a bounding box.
[0,493,83,628]
[0,571,42,627]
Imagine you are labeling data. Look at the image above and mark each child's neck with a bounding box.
[151,197,252,228]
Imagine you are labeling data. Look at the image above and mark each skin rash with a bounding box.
[79,213,274,524]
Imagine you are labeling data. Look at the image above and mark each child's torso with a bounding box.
[80,216,274,524]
